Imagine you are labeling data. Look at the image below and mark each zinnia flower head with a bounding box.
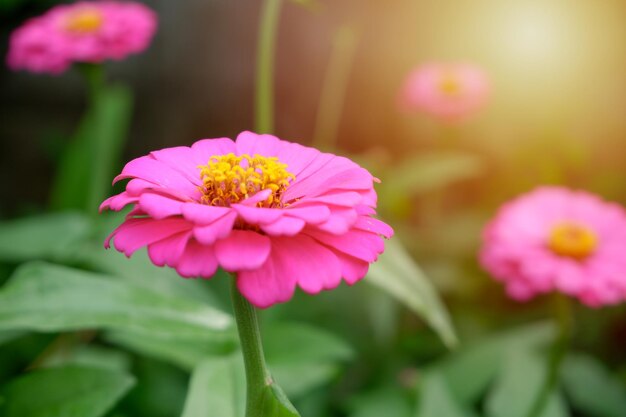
[399,62,489,122]
[101,132,393,308]
[7,1,157,74]
[480,186,626,307]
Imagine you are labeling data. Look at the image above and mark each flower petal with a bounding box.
[261,216,306,236]
[175,239,219,278]
[148,230,192,267]
[214,230,271,271]
[193,211,237,245]
[106,217,192,257]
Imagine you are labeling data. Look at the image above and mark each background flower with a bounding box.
[102,131,393,308]
[399,62,490,122]
[480,186,626,307]
[7,1,157,74]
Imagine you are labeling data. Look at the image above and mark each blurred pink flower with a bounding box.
[480,186,626,307]
[7,1,157,74]
[399,63,490,122]
[101,132,393,308]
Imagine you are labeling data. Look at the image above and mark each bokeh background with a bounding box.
[1,0,626,416]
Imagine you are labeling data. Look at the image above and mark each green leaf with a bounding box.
[263,322,354,398]
[104,330,232,371]
[182,354,300,417]
[485,348,567,417]
[43,345,132,373]
[416,372,474,417]
[365,238,457,348]
[109,322,350,399]
[560,354,626,417]
[347,387,412,417]
[386,151,484,195]
[439,322,555,404]
[51,82,132,213]
[181,355,244,417]
[0,212,90,263]
[0,365,135,417]
[0,262,235,346]
[83,246,225,308]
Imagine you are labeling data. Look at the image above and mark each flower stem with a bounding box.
[527,294,573,417]
[230,277,272,417]
[255,0,282,134]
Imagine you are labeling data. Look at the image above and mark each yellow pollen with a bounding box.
[438,73,462,95]
[64,8,104,34]
[198,153,295,208]
[548,222,598,260]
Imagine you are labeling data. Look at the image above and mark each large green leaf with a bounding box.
[0,262,234,345]
[109,322,352,398]
[385,151,484,196]
[51,81,132,213]
[263,322,354,398]
[0,365,135,417]
[560,354,626,417]
[182,354,299,417]
[365,238,457,348]
[439,322,555,404]
[485,348,568,417]
[416,372,474,417]
[347,387,412,417]
[0,212,90,263]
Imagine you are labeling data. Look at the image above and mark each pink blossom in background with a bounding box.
[7,1,157,74]
[101,132,393,308]
[480,186,626,307]
[399,63,490,122]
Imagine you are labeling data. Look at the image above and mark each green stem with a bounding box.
[230,277,272,417]
[255,0,282,133]
[527,294,573,417]
[312,24,359,151]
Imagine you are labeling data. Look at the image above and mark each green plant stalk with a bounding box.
[255,0,282,133]
[230,277,272,417]
[527,293,573,417]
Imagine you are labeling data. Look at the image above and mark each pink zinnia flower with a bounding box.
[480,186,626,307]
[399,62,490,122]
[7,1,157,74]
[101,132,393,308]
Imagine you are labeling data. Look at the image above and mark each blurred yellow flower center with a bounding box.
[198,153,295,208]
[64,8,104,33]
[438,73,462,95]
[548,222,597,259]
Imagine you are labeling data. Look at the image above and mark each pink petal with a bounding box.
[261,216,306,236]
[191,138,236,164]
[235,131,283,156]
[289,191,363,208]
[353,216,394,238]
[138,193,184,219]
[150,146,202,185]
[334,251,370,285]
[147,231,192,267]
[107,217,192,257]
[100,192,138,212]
[214,230,271,272]
[306,228,385,262]
[175,239,219,278]
[181,204,233,225]
[193,211,237,245]
[231,203,283,224]
[237,251,297,308]
[114,156,198,197]
[283,205,331,224]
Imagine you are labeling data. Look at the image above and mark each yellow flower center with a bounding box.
[548,222,598,260]
[64,8,104,34]
[438,73,462,95]
[198,153,295,208]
